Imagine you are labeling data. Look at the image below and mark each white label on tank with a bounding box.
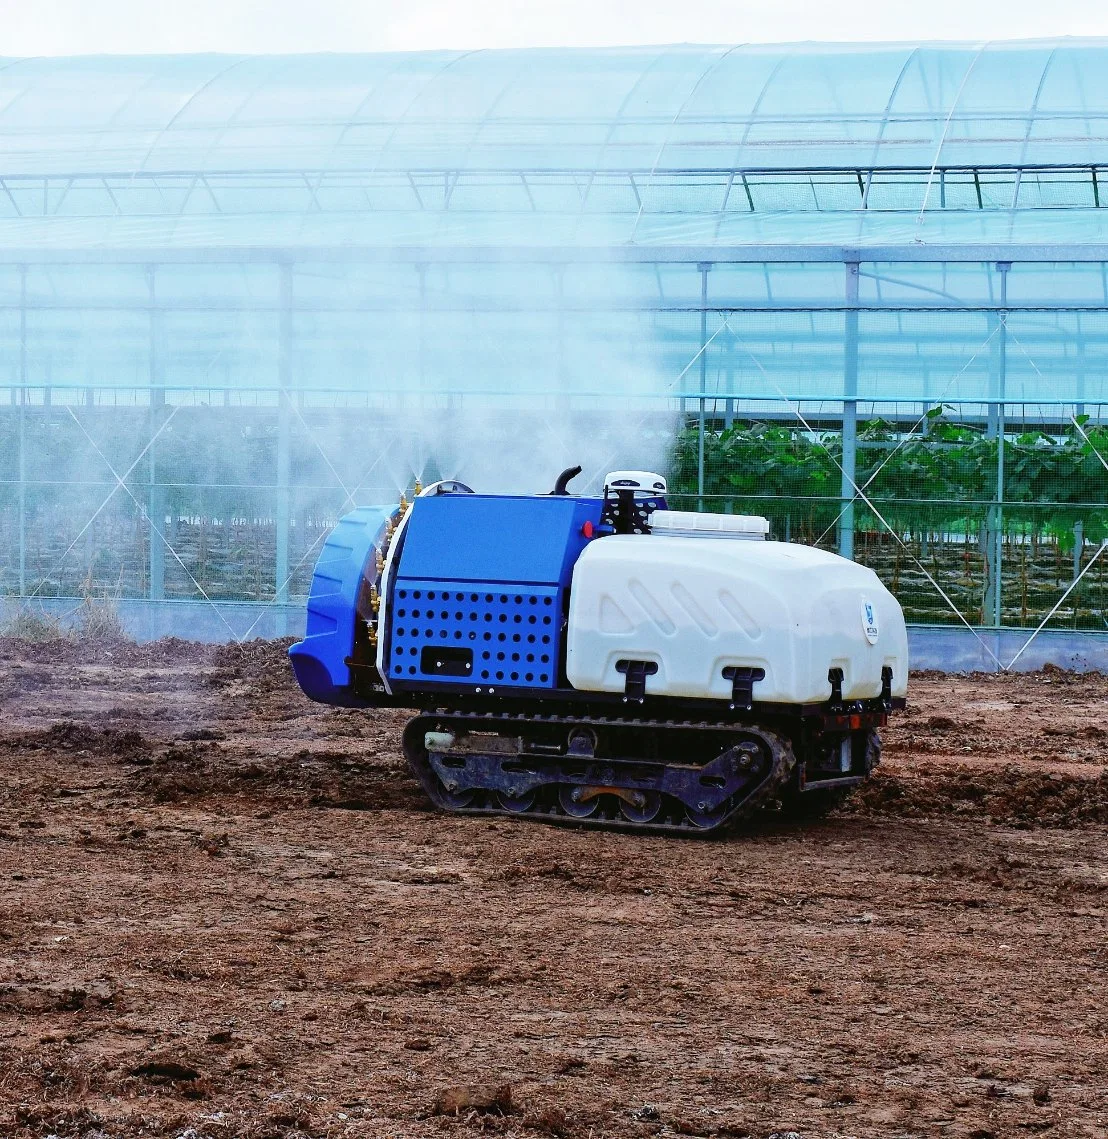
[861,599,880,645]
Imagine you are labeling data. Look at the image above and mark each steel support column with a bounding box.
[1075,322,1085,420]
[17,265,27,595]
[555,265,569,411]
[697,262,710,510]
[838,262,860,560]
[416,262,427,401]
[985,262,1010,627]
[275,262,293,613]
[147,266,165,601]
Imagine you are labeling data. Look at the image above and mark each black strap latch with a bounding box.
[880,665,893,708]
[722,665,765,711]
[616,659,658,703]
[828,667,845,705]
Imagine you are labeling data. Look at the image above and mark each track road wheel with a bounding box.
[496,790,537,814]
[438,785,478,809]
[685,801,728,829]
[559,784,601,818]
[619,790,663,825]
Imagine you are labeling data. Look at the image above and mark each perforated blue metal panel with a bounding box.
[385,580,560,689]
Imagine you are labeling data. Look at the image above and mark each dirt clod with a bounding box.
[432,1083,514,1115]
[129,1060,202,1082]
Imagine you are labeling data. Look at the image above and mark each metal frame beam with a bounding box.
[839,262,859,560]
[5,244,1108,265]
[147,265,165,601]
[275,262,293,613]
[2,299,1108,314]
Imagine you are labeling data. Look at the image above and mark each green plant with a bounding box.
[671,409,1108,542]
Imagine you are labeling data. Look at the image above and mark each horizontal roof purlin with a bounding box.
[0,41,1105,176]
[3,242,1108,264]
[1,208,1108,252]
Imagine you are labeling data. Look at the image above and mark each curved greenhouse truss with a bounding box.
[0,41,1106,661]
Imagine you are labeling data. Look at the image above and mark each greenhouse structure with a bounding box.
[1,40,1107,662]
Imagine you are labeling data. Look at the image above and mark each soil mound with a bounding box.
[853,764,1108,826]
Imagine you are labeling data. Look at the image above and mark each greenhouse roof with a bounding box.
[2,40,1108,249]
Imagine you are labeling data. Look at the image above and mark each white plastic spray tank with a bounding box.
[565,518,908,705]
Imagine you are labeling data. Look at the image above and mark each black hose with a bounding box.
[551,465,583,495]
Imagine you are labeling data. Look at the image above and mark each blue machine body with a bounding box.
[289,492,606,706]
[398,494,598,586]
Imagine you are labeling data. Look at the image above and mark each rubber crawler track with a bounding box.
[402,711,798,835]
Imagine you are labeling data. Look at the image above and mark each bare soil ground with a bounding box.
[0,637,1106,1139]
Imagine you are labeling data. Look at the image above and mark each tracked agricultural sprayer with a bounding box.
[289,469,908,833]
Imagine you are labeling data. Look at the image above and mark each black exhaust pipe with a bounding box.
[551,465,583,495]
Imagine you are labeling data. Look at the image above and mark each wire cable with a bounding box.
[60,408,247,650]
[724,317,1006,669]
[25,404,182,602]
[1005,540,1107,670]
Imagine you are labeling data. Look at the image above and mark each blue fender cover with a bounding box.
[288,505,395,706]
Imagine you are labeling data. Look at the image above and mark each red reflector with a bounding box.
[581,520,595,538]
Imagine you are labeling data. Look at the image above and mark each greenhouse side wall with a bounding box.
[0,45,1107,667]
